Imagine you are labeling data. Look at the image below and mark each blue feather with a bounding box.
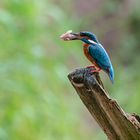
[88,44,114,83]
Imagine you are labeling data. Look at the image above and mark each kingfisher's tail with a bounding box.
[108,65,114,84]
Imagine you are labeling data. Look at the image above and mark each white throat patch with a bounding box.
[88,39,97,44]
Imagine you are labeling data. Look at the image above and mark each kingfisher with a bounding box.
[60,30,114,83]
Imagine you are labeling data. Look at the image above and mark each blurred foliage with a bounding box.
[0,0,140,140]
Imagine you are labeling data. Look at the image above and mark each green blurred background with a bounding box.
[0,0,140,140]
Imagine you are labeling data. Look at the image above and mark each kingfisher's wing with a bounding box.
[88,44,114,83]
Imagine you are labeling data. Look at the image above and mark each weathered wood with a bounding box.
[68,68,140,140]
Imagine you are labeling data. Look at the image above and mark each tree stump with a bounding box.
[68,68,140,140]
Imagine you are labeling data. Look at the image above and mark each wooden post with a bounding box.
[68,68,140,140]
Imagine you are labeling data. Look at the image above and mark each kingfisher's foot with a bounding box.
[86,65,101,74]
[86,65,96,69]
[91,68,101,73]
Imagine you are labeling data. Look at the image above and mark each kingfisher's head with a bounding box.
[60,31,99,44]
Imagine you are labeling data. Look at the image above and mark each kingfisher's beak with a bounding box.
[60,30,80,41]
[70,33,80,40]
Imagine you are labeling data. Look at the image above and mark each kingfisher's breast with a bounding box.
[83,44,99,67]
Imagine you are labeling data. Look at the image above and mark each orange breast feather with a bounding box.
[83,44,100,68]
